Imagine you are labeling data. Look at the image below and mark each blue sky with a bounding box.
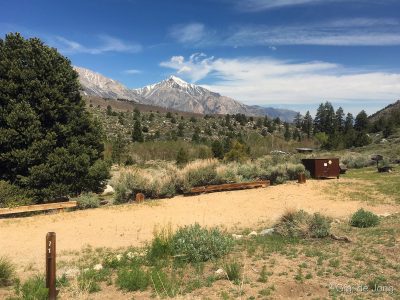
[1,0,400,115]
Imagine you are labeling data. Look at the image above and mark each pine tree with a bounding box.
[354,110,369,132]
[0,33,109,200]
[344,113,354,133]
[335,107,345,132]
[293,113,302,129]
[284,122,291,141]
[132,120,144,142]
[301,111,313,138]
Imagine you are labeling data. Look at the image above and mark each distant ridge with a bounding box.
[75,66,298,122]
[368,100,400,122]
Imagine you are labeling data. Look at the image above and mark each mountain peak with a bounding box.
[167,75,190,87]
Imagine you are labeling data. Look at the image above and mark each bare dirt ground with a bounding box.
[1,178,398,275]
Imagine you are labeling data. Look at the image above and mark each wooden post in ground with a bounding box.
[298,173,306,184]
[135,193,145,203]
[46,232,57,300]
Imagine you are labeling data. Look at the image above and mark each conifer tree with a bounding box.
[132,120,144,142]
[0,33,109,200]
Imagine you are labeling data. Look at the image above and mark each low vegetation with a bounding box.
[350,208,380,228]
[113,157,306,202]
[0,257,15,287]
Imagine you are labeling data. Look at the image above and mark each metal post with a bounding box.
[46,232,57,300]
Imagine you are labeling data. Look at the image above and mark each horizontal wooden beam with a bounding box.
[186,180,270,195]
[0,201,77,216]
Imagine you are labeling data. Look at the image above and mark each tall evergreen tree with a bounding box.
[335,107,345,132]
[0,33,109,200]
[132,120,144,142]
[301,111,313,139]
[344,113,354,133]
[354,110,369,132]
[293,112,302,129]
[283,122,291,141]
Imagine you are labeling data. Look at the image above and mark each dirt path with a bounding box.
[1,179,398,271]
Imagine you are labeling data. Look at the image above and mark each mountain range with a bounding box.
[74,66,298,122]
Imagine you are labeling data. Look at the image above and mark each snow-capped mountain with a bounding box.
[75,66,297,121]
[74,66,144,102]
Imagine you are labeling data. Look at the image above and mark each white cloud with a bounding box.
[124,69,141,74]
[54,35,142,54]
[169,23,206,43]
[170,18,400,47]
[236,0,346,11]
[160,53,215,82]
[160,54,400,108]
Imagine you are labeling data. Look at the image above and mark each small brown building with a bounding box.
[301,158,340,179]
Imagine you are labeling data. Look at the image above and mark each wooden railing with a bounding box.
[185,180,270,195]
[0,201,77,217]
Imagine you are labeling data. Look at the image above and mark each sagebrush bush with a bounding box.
[12,275,48,300]
[172,223,234,263]
[350,209,380,228]
[116,266,149,292]
[275,210,331,238]
[237,163,261,180]
[0,256,15,287]
[275,209,310,238]
[342,153,374,169]
[308,213,332,238]
[179,160,218,191]
[113,167,177,203]
[0,181,32,208]
[76,193,100,209]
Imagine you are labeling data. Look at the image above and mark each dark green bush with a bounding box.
[172,223,234,263]
[116,266,149,292]
[350,209,380,228]
[0,256,15,287]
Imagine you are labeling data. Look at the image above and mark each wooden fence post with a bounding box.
[46,232,57,300]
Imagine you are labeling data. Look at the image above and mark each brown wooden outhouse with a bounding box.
[301,158,340,179]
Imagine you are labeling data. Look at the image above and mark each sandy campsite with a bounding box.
[1,178,397,274]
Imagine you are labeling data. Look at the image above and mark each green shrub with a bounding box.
[147,226,174,263]
[76,193,100,209]
[0,181,32,208]
[285,163,306,180]
[342,153,374,169]
[225,261,242,283]
[172,224,234,263]
[150,269,180,297]
[237,163,260,180]
[0,256,15,287]
[183,164,217,190]
[13,275,48,300]
[77,268,111,293]
[116,266,149,292]
[308,213,331,238]
[350,209,380,228]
